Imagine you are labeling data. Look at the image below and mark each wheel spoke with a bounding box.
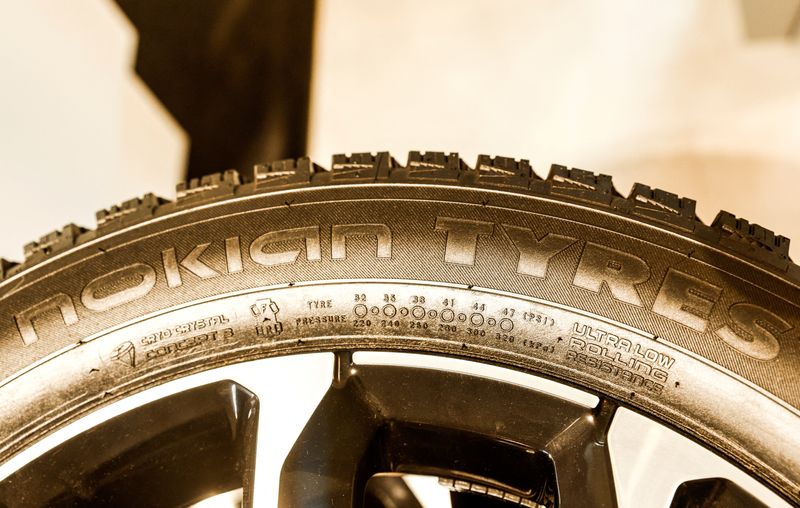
[543,398,618,508]
[279,353,613,507]
[221,353,334,508]
[0,380,259,507]
[365,475,425,508]
[0,351,788,508]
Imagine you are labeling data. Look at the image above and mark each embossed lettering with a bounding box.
[435,217,493,265]
[716,303,790,360]
[249,226,321,266]
[652,268,722,332]
[225,236,243,273]
[573,242,650,306]
[162,243,221,288]
[331,224,392,259]
[15,293,79,345]
[502,224,576,278]
[81,263,157,312]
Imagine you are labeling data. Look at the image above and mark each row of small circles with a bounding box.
[353,304,514,331]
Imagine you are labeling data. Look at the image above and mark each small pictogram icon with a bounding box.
[111,341,136,368]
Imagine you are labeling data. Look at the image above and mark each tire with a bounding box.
[0,151,798,505]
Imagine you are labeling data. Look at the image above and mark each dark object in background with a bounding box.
[115,0,316,179]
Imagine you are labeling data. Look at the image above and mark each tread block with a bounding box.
[176,170,240,206]
[390,151,464,182]
[460,155,534,189]
[1,151,797,284]
[712,211,791,270]
[96,193,166,231]
[0,259,17,279]
[23,224,85,263]
[253,157,318,190]
[321,152,396,183]
[541,165,616,205]
[624,183,697,231]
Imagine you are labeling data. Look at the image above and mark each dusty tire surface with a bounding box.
[0,152,798,503]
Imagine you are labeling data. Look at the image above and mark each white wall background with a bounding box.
[310,0,800,256]
[1,0,798,260]
[0,0,186,261]
[0,1,796,505]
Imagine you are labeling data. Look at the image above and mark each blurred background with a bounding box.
[1,2,798,505]
[1,0,799,260]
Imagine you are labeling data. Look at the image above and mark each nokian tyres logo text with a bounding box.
[13,217,792,361]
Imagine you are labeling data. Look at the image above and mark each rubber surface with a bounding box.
[0,152,798,503]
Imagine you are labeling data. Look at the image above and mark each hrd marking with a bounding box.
[251,298,283,338]
[12,216,792,362]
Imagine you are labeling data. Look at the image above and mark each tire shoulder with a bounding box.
[2,151,795,283]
